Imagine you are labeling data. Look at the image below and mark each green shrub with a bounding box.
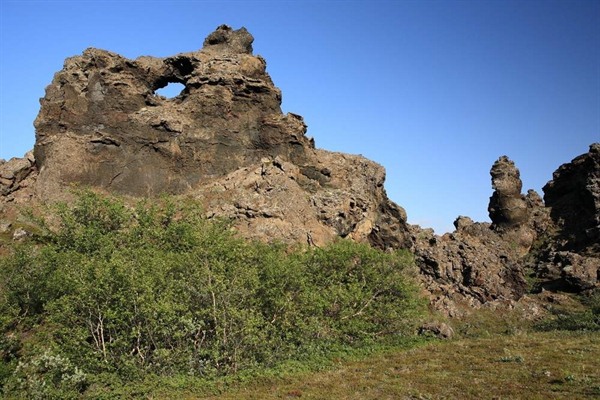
[4,350,86,400]
[0,190,424,397]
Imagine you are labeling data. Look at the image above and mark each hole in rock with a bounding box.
[155,82,186,99]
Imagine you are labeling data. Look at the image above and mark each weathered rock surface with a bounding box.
[1,24,598,316]
[410,158,547,315]
[543,143,600,252]
[34,25,314,199]
[531,143,600,292]
[410,145,599,314]
[194,152,409,247]
[7,25,411,250]
[488,156,528,228]
[411,217,529,316]
[0,151,37,204]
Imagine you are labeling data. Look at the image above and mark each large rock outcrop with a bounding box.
[410,145,599,315]
[487,156,548,256]
[34,25,314,198]
[1,24,598,316]
[488,156,528,228]
[411,217,529,316]
[411,156,554,316]
[410,157,539,316]
[532,143,600,291]
[543,143,600,252]
[7,25,411,249]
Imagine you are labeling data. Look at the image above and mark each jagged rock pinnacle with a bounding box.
[202,25,254,54]
[488,155,528,228]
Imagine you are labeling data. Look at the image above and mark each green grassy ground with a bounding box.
[187,330,598,400]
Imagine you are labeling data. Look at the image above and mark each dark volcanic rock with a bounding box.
[488,156,547,256]
[0,151,37,203]
[9,25,411,250]
[532,143,600,291]
[411,217,528,316]
[543,143,600,252]
[409,157,551,316]
[34,25,313,198]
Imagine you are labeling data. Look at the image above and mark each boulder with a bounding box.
[0,151,37,203]
[418,322,455,339]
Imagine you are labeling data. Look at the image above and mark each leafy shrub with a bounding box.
[0,190,424,397]
[4,350,86,400]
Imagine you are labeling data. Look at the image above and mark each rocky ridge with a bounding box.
[1,25,598,315]
[2,25,411,250]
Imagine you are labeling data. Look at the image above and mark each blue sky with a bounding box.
[1,0,598,233]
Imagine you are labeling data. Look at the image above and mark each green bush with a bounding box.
[0,190,424,397]
[4,350,86,400]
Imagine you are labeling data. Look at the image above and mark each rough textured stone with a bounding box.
[34,25,314,199]
[0,151,37,203]
[543,143,600,252]
[487,156,547,256]
[418,322,454,339]
[411,218,528,316]
[193,152,410,247]
[531,143,600,291]
[1,24,598,316]
[488,156,528,228]
[16,25,410,250]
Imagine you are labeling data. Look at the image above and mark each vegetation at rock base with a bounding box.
[0,190,425,399]
[1,190,598,399]
[535,289,600,332]
[196,328,600,400]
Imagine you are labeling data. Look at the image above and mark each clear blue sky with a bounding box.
[1,0,599,233]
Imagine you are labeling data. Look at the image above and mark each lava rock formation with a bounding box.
[0,25,598,315]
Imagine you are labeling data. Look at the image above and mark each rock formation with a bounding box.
[0,152,37,203]
[543,143,600,252]
[34,25,314,198]
[0,24,598,316]
[530,143,600,291]
[488,156,528,228]
[409,156,549,315]
[411,217,529,316]
[6,25,411,249]
[487,156,544,256]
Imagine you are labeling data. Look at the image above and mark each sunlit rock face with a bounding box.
[29,24,412,249]
[34,25,313,197]
[2,23,598,316]
[488,156,528,229]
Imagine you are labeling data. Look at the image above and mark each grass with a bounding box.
[76,289,600,399]
[187,330,598,400]
[131,304,599,400]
